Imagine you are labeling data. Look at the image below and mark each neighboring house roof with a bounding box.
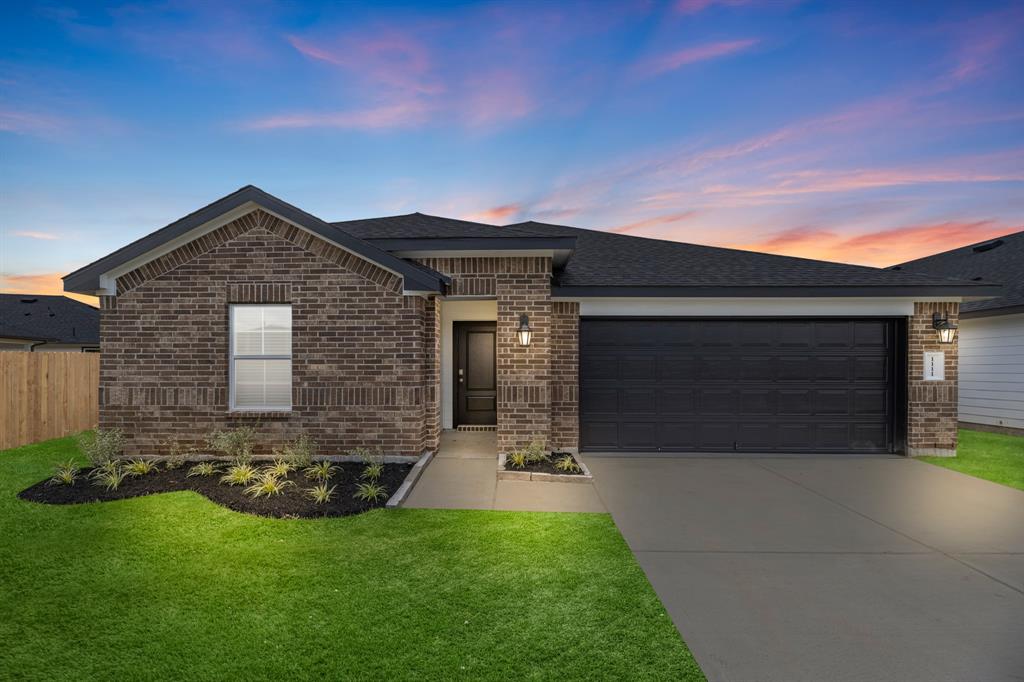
[0,294,99,345]
[62,186,1000,299]
[63,186,447,295]
[893,230,1024,317]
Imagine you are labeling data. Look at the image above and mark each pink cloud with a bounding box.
[464,204,522,223]
[0,109,68,137]
[638,39,758,77]
[608,211,700,234]
[725,220,1018,266]
[461,70,536,127]
[675,0,755,15]
[244,101,433,131]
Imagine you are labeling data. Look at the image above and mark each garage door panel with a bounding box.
[580,318,896,454]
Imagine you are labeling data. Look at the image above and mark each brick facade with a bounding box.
[906,301,959,456]
[550,301,580,450]
[101,209,440,457]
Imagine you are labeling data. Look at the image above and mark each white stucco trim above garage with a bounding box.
[565,297,960,317]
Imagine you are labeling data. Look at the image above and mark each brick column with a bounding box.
[496,257,551,452]
[550,301,580,451]
[421,295,442,453]
[907,301,959,456]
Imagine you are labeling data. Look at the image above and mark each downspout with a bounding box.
[29,341,46,352]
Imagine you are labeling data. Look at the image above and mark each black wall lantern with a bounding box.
[932,312,958,344]
[517,314,533,346]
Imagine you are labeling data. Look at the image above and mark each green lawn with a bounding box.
[0,437,703,681]
[921,428,1024,491]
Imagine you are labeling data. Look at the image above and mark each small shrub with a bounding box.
[361,461,384,481]
[524,439,549,463]
[163,456,186,470]
[220,463,260,486]
[76,428,126,466]
[353,481,388,503]
[206,426,257,463]
[163,440,197,469]
[554,454,582,473]
[506,451,527,469]
[304,461,337,482]
[48,460,80,486]
[244,474,295,498]
[306,483,337,504]
[93,463,127,491]
[278,434,316,468]
[124,459,158,477]
[187,462,219,477]
[263,458,294,479]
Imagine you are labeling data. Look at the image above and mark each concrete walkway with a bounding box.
[587,455,1024,682]
[404,431,605,512]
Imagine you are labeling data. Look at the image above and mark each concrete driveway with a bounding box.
[586,456,1024,682]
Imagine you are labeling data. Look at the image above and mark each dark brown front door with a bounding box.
[454,321,497,426]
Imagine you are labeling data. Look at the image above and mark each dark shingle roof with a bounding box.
[503,221,985,289]
[333,213,512,239]
[0,294,99,345]
[893,230,1024,315]
[330,211,997,294]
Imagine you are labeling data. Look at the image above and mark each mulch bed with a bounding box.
[505,452,586,476]
[18,461,413,519]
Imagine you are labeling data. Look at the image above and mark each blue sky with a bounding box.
[2,0,1023,300]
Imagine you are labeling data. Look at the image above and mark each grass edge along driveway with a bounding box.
[0,436,704,681]
[921,428,1024,492]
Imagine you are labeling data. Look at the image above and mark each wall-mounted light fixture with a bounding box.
[517,314,533,346]
[932,312,958,344]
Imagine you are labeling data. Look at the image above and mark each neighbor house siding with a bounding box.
[100,208,434,457]
[958,313,1024,432]
[907,301,960,456]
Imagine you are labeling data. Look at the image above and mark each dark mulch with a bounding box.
[18,461,413,519]
[505,452,586,476]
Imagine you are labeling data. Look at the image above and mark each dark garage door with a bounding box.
[580,318,898,454]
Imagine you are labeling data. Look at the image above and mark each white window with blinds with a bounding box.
[229,305,292,411]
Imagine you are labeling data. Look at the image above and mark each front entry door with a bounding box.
[454,321,497,426]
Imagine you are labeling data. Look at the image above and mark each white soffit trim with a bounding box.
[98,201,408,295]
[393,249,560,258]
[569,297,963,317]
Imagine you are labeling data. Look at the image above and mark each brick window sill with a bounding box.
[226,410,293,420]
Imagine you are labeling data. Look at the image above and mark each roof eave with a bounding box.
[551,284,1004,298]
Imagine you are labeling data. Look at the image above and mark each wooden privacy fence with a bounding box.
[0,352,100,451]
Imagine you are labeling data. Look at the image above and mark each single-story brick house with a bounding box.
[896,230,1023,434]
[63,186,999,458]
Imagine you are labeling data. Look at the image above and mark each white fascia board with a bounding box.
[393,249,559,259]
[564,297,962,317]
[97,201,410,296]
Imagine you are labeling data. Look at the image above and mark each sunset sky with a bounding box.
[2,0,1023,301]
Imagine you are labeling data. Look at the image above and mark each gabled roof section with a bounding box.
[495,220,999,297]
[63,186,447,295]
[894,230,1024,316]
[333,212,509,239]
[0,294,99,344]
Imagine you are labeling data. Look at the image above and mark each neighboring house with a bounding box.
[0,294,100,352]
[896,231,1024,433]
[62,186,998,457]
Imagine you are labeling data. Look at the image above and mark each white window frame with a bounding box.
[228,304,292,411]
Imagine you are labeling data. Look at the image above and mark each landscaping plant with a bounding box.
[360,461,384,481]
[353,481,388,502]
[187,462,219,478]
[48,460,80,486]
[524,439,549,463]
[76,428,125,467]
[244,474,294,498]
[124,459,158,477]
[306,483,337,504]
[554,454,582,473]
[278,434,316,468]
[263,459,294,478]
[92,462,127,491]
[304,461,337,482]
[220,463,260,486]
[506,451,527,469]
[206,426,257,464]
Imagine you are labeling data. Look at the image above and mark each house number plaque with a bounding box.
[923,351,945,381]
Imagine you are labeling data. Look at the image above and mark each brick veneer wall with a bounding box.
[101,208,438,457]
[550,302,580,450]
[417,257,557,452]
[907,301,959,456]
